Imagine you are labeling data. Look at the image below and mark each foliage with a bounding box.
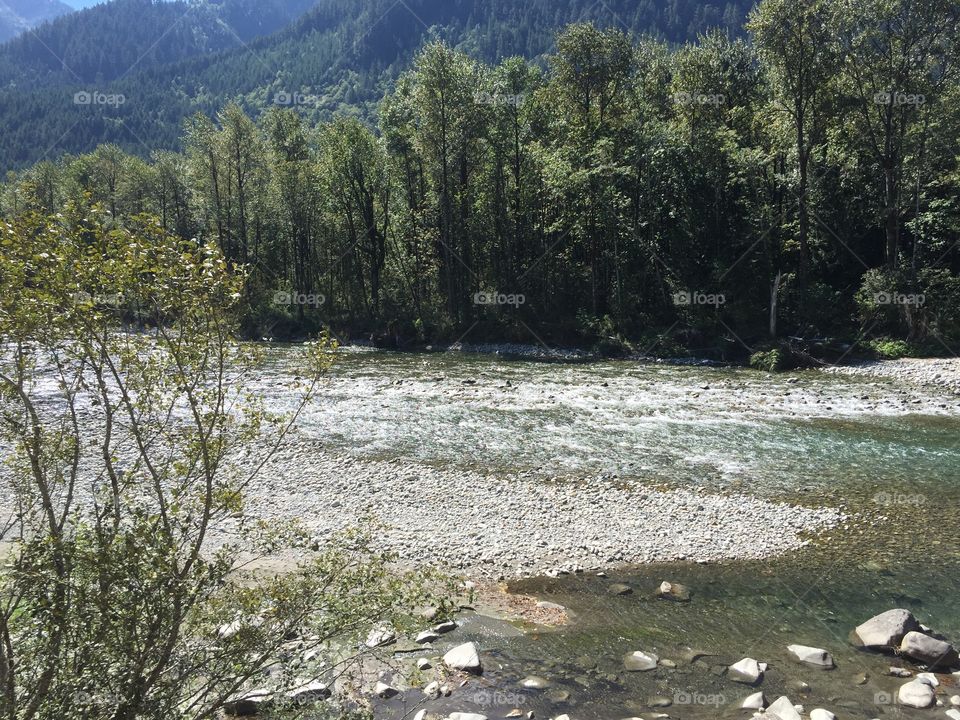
[0,208,450,719]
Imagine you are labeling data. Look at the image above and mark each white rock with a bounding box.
[946,710,960,720]
[898,679,936,709]
[375,681,399,698]
[809,710,835,720]
[423,681,441,699]
[951,694,960,706]
[740,691,765,709]
[623,650,659,671]
[765,696,802,720]
[443,642,482,673]
[447,714,488,720]
[728,657,763,685]
[416,630,440,644]
[786,644,834,669]
[916,672,939,687]
[852,609,919,649]
[416,657,432,670]
[901,631,959,668]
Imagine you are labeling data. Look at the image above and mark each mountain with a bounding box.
[0,0,73,42]
[0,0,757,171]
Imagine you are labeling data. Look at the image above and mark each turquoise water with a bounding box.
[259,348,960,719]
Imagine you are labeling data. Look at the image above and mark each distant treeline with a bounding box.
[3,3,960,359]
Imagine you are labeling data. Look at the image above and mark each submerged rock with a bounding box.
[851,609,920,650]
[608,583,633,596]
[520,676,551,690]
[655,581,691,602]
[623,650,659,672]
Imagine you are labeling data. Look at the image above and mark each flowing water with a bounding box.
[259,347,960,719]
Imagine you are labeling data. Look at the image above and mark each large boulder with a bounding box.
[443,642,482,673]
[900,631,960,669]
[851,609,920,650]
[898,679,936,708]
[786,644,835,669]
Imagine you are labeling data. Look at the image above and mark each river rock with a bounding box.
[417,658,432,670]
[443,642,482,673]
[448,714,488,720]
[434,620,458,634]
[375,682,399,698]
[809,710,835,720]
[728,657,763,685]
[366,627,396,648]
[898,679,935,708]
[900,631,960,669]
[623,651,659,671]
[740,691,765,709]
[223,690,272,716]
[286,681,330,704]
[765,696,802,720]
[416,630,440,644]
[916,672,939,686]
[851,609,920,649]
[889,666,912,677]
[609,583,633,596]
[423,681,441,699]
[947,710,960,720]
[520,676,551,690]
[655,581,691,602]
[786,644,835,669]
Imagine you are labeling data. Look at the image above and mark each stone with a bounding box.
[947,710,960,720]
[898,679,936,708]
[623,651,659,671]
[536,601,566,611]
[443,642,482,673]
[286,681,330,704]
[447,714,488,720]
[375,682,399,699]
[765,696,802,720]
[786,644,834,669]
[417,658,432,670]
[366,627,396,648]
[416,630,441,644]
[655,581,691,602]
[506,711,523,718]
[434,620,458,634]
[854,672,869,685]
[951,694,960,706]
[546,689,570,704]
[520,676,551,690]
[916,672,939,686]
[889,666,912,677]
[900,631,960,669]
[728,657,763,685]
[740,691,765,709]
[609,583,633,596]
[423,681,441,699]
[851,609,920,649]
[223,690,272,716]
[809,710,835,720]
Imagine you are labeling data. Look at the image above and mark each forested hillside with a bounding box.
[5,1,958,360]
[0,0,754,170]
[0,0,72,43]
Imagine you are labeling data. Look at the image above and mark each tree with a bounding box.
[0,207,447,720]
